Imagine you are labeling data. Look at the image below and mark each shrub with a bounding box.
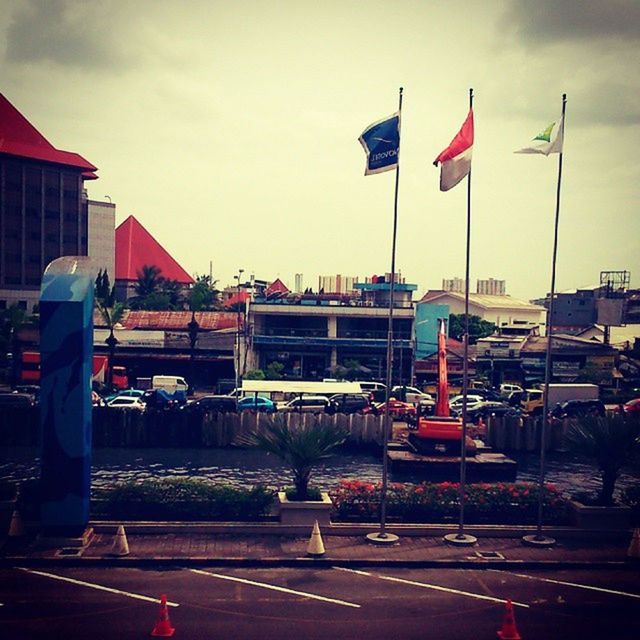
[93,478,275,521]
[329,480,570,524]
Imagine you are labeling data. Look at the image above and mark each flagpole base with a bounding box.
[443,532,477,546]
[522,534,556,547]
[366,531,399,545]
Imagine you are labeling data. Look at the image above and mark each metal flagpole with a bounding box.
[445,88,477,546]
[367,86,403,545]
[523,93,566,547]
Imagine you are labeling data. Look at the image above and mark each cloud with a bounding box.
[4,0,139,69]
[501,0,640,45]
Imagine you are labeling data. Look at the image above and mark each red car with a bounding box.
[623,398,640,416]
[376,399,417,420]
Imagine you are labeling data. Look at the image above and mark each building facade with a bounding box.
[0,93,98,311]
[476,278,506,295]
[87,199,115,280]
[246,280,417,383]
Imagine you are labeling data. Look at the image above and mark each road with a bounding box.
[1,565,640,638]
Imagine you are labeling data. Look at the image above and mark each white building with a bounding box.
[477,278,506,295]
[442,277,465,293]
[88,199,115,279]
[318,274,359,294]
[420,290,545,328]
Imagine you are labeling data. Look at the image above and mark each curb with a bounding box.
[1,556,637,570]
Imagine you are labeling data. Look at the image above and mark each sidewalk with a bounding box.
[2,524,637,569]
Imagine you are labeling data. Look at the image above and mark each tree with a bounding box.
[129,264,164,308]
[189,274,221,311]
[160,278,184,310]
[448,314,496,344]
[94,270,125,389]
[238,416,348,500]
[265,361,284,380]
[244,369,266,380]
[565,413,640,505]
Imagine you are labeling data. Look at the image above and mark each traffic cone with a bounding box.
[111,525,130,557]
[151,594,175,637]
[497,599,522,640]
[627,528,640,559]
[307,520,325,557]
[8,508,25,537]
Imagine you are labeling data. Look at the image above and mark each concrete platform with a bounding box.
[388,450,518,482]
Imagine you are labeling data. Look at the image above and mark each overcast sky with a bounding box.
[2,0,638,301]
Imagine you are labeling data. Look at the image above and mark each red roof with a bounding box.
[265,278,289,296]
[0,93,97,174]
[224,290,250,308]
[115,215,194,284]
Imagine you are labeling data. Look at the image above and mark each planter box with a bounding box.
[278,491,333,526]
[569,500,632,530]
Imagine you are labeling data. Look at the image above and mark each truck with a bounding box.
[520,383,599,416]
[20,351,128,390]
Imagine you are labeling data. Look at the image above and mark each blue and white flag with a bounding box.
[358,112,400,175]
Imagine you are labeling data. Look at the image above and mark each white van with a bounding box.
[358,381,387,402]
[499,383,523,397]
[152,375,189,396]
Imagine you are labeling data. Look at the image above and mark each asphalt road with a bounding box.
[1,565,640,639]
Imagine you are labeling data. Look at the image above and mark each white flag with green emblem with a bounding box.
[515,116,564,155]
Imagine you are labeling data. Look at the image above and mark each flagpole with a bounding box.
[523,93,566,547]
[445,88,477,546]
[367,86,403,546]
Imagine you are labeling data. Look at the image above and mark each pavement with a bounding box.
[2,522,638,569]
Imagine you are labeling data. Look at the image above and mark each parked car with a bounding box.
[237,396,277,413]
[465,401,520,423]
[623,398,640,417]
[551,399,606,419]
[327,393,377,415]
[391,386,433,404]
[278,396,331,413]
[181,395,236,414]
[499,383,524,397]
[0,392,37,408]
[376,398,417,420]
[449,394,484,412]
[358,381,387,402]
[104,388,145,404]
[106,396,146,411]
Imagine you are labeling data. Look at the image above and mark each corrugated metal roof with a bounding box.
[93,309,238,331]
[420,290,544,311]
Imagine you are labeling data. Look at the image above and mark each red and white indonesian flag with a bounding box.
[433,109,474,191]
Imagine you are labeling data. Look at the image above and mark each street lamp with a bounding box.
[187,311,199,394]
[234,269,244,405]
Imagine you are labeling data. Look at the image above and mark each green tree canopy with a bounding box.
[448,314,496,344]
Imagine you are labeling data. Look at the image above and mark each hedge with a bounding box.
[329,480,571,524]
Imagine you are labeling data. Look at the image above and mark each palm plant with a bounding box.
[95,270,126,389]
[238,416,348,500]
[565,413,640,505]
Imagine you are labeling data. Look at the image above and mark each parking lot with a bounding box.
[2,565,640,639]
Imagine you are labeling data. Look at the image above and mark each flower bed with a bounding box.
[329,480,571,525]
[92,479,276,521]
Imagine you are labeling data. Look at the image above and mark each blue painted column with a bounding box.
[39,257,94,536]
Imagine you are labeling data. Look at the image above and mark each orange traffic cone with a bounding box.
[497,599,521,640]
[151,594,175,637]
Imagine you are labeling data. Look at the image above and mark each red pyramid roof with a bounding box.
[265,278,289,296]
[0,93,97,174]
[115,215,194,284]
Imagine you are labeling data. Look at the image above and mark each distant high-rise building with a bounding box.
[442,277,465,293]
[477,278,506,295]
[318,274,359,294]
[294,273,304,293]
[88,199,115,281]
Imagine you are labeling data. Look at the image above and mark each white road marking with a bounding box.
[189,568,361,608]
[493,570,640,600]
[334,567,529,608]
[17,568,179,607]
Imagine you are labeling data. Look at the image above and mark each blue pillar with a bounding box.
[39,257,94,536]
